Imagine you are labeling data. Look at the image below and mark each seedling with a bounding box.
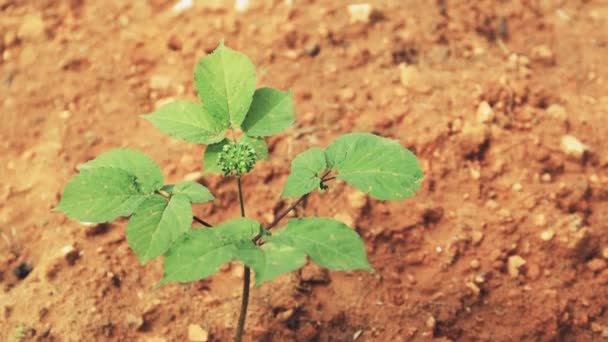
[55,42,423,341]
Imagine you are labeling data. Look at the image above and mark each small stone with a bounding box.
[183,171,203,182]
[465,282,481,296]
[333,212,354,227]
[18,13,45,41]
[399,64,431,93]
[234,0,250,12]
[540,229,555,241]
[61,245,81,265]
[347,191,367,210]
[476,101,494,123]
[533,214,546,227]
[474,273,486,284]
[459,122,490,158]
[425,316,436,330]
[59,110,71,119]
[127,313,145,330]
[172,0,193,13]
[512,182,523,192]
[188,324,209,342]
[149,75,171,90]
[541,173,552,183]
[13,262,33,280]
[591,322,603,333]
[602,247,608,260]
[531,45,555,65]
[470,259,481,270]
[347,3,373,23]
[304,43,320,57]
[471,231,484,245]
[340,87,356,101]
[560,135,589,160]
[507,255,526,278]
[587,259,607,272]
[546,104,566,120]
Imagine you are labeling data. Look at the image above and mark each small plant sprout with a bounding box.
[55,42,423,341]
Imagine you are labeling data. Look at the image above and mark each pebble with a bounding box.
[507,255,526,278]
[333,212,354,227]
[188,324,209,342]
[465,282,481,296]
[13,262,33,280]
[602,247,608,260]
[127,313,145,330]
[340,87,356,101]
[470,259,481,270]
[587,258,607,272]
[172,0,193,13]
[512,182,522,192]
[347,191,367,210]
[546,104,567,120]
[304,43,320,57]
[18,13,45,41]
[425,316,436,330]
[471,231,484,245]
[347,3,373,23]
[149,75,171,90]
[531,45,555,65]
[183,171,203,182]
[539,229,555,241]
[476,101,495,123]
[61,245,81,265]
[235,0,250,12]
[560,135,589,161]
[399,64,431,93]
[459,122,489,158]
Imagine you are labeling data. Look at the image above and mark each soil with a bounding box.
[1,0,608,341]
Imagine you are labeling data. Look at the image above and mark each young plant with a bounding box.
[55,42,423,341]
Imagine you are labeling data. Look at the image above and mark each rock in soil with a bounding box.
[188,324,209,342]
[13,262,33,280]
[507,255,526,278]
[560,135,589,161]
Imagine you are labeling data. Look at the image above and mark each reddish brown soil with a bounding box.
[2,0,608,341]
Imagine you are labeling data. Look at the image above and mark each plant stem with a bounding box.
[235,175,249,342]
[266,170,334,231]
[192,216,212,227]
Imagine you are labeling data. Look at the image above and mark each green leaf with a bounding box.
[172,181,214,203]
[272,217,372,271]
[80,148,163,193]
[253,242,306,285]
[240,135,268,160]
[194,42,256,127]
[142,101,228,144]
[126,194,193,263]
[160,218,261,285]
[281,147,326,198]
[241,88,295,136]
[202,138,230,174]
[325,133,423,200]
[56,168,147,223]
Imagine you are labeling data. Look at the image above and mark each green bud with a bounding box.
[217,141,257,176]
